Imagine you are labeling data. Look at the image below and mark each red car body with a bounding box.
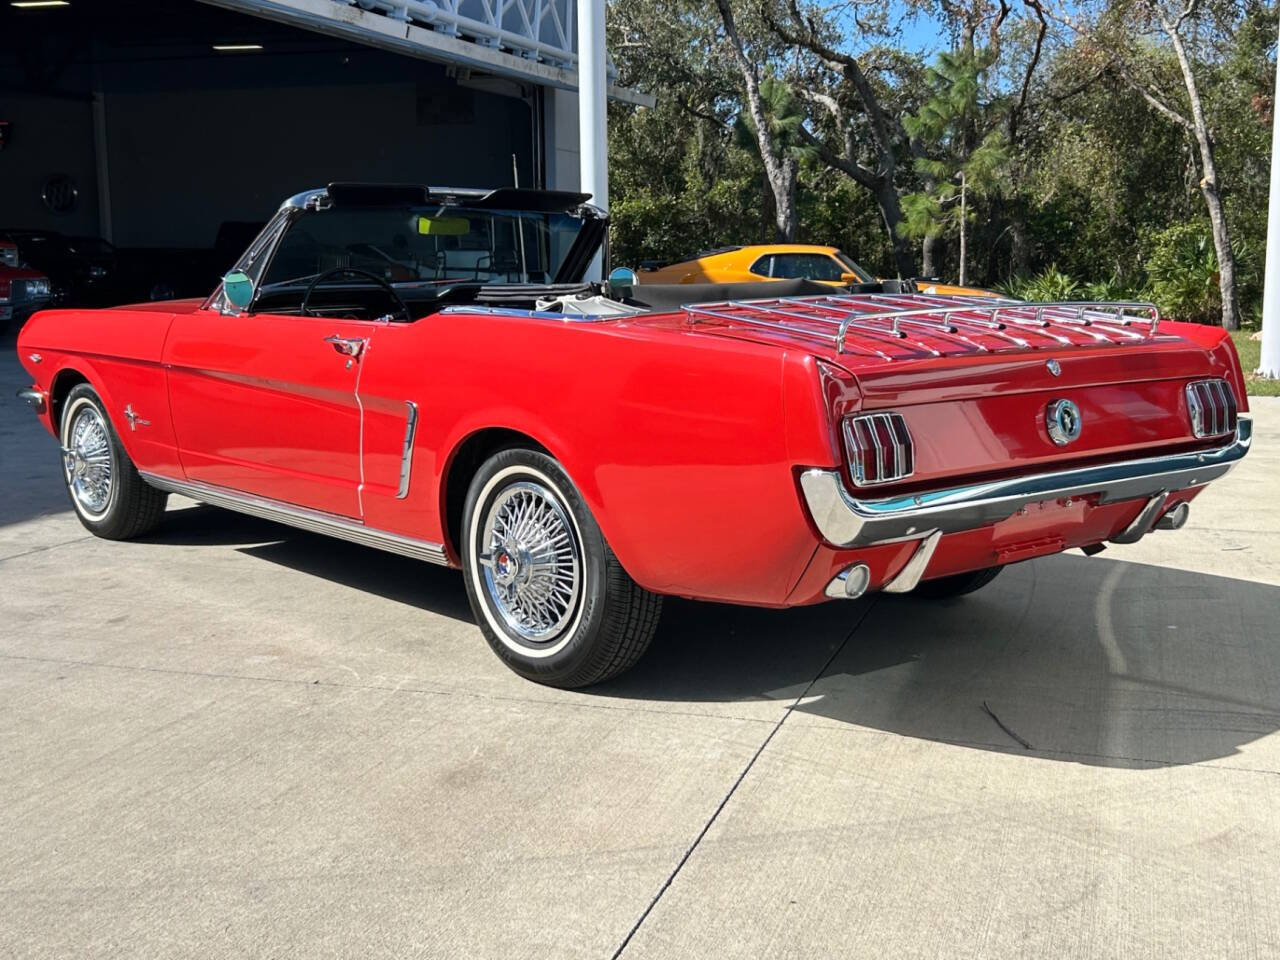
[12,184,1253,686]
[16,296,1250,606]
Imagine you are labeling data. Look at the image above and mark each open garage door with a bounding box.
[0,0,549,306]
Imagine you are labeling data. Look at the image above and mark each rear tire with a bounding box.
[912,565,1003,599]
[461,447,662,688]
[59,383,168,540]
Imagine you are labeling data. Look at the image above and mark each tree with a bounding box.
[900,48,1011,285]
[714,0,803,240]
[761,0,921,276]
[1053,0,1245,328]
[731,75,818,241]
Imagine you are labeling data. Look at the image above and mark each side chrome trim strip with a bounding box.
[139,472,449,566]
[800,416,1252,548]
[397,401,418,500]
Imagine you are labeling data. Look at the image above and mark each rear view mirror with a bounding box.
[223,271,253,309]
[417,216,470,236]
[608,266,638,298]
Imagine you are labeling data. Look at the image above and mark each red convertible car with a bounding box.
[16,183,1252,687]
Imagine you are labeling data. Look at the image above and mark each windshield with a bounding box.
[833,251,875,283]
[260,205,589,289]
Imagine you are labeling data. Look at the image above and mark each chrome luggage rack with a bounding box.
[680,293,1163,361]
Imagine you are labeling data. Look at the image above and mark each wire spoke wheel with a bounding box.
[63,405,114,518]
[478,480,582,645]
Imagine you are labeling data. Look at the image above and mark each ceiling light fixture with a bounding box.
[212,44,264,51]
[10,1,72,8]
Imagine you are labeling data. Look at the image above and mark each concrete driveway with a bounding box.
[2,340,1278,959]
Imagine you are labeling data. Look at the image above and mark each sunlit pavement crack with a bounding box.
[608,599,879,960]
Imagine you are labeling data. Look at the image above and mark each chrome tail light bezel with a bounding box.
[1185,379,1238,439]
[843,411,915,487]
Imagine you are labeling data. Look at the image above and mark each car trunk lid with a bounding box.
[675,293,1240,490]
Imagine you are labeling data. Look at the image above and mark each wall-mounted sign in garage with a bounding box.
[41,174,78,214]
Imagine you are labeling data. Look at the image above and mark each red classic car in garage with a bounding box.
[15,184,1252,687]
[1,240,53,333]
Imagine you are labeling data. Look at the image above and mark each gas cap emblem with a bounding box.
[1046,359,1061,377]
[1046,399,1082,446]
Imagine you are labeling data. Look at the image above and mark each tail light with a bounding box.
[1185,379,1237,438]
[843,412,914,486]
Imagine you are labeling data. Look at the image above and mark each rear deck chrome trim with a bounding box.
[139,472,449,566]
[801,416,1252,548]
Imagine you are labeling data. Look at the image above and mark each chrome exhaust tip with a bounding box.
[825,563,871,600]
[1155,501,1190,531]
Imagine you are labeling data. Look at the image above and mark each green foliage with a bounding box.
[1143,221,1256,324]
[899,48,1010,245]
[608,99,770,265]
[732,76,816,162]
[1084,273,1146,302]
[997,265,1083,302]
[1144,222,1220,323]
[1231,331,1280,396]
[603,0,1271,324]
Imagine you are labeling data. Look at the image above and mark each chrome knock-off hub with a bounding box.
[62,405,113,517]
[478,479,582,644]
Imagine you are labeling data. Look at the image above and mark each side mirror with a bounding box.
[222,271,254,310]
[608,266,638,299]
[840,272,859,284]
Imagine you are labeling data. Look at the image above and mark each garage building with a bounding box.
[0,0,642,287]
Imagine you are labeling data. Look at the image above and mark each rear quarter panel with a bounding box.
[363,312,836,605]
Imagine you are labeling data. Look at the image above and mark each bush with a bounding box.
[1144,222,1223,324]
[996,265,1082,301]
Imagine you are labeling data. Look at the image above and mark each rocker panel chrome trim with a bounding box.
[801,416,1251,548]
[139,473,449,566]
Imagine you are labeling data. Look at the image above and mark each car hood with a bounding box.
[0,265,48,281]
[110,297,208,314]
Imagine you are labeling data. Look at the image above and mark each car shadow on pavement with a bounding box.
[138,504,1280,768]
[598,553,1280,769]
[138,503,476,622]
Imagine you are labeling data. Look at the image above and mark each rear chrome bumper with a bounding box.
[800,416,1252,548]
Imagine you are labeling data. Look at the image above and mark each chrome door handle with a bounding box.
[324,335,364,357]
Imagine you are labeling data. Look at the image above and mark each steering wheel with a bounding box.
[300,267,412,322]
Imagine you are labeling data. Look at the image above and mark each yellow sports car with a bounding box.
[639,244,997,297]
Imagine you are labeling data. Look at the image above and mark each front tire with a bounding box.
[59,384,168,540]
[461,448,662,688]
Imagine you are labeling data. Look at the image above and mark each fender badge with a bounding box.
[1046,398,1082,446]
[123,404,151,431]
[1046,359,1061,377]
